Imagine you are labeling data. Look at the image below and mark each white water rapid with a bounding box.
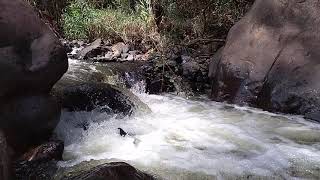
[55,59,320,180]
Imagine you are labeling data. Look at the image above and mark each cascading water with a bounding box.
[55,59,320,179]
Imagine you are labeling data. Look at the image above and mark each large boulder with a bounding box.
[53,81,135,116]
[0,95,61,152]
[0,0,68,151]
[209,0,320,121]
[0,0,68,98]
[0,130,12,180]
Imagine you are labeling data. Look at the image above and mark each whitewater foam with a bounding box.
[56,91,320,179]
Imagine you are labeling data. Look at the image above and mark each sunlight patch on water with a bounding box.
[56,93,320,179]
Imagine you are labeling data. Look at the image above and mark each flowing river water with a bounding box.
[55,59,320,179]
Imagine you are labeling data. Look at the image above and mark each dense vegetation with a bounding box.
[27,0,253,45]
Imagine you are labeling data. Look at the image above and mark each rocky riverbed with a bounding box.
[2,0,320,179]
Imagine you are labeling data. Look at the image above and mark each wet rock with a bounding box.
[92,54,114,62]
[53,78,135,116]
[57,161,155,180]
[15,139,63,179]
[77,38,102,59]
[181,56,210,93]
[143,57,177,94]
[0,130,12,180]
[144,50,211,95]
[15,160,58,180]
[209,0,320,120]
[20,139,64,162]
[0,95,61,152]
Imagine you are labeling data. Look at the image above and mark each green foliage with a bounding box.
[62,0,98,39]
[62,0,155,41]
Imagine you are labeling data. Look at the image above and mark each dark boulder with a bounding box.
[57,161,155,180]
[0,130,12,180]
[53,59,151,117]
[0,0,68,98]
[181,55,211,93]
[15,160,58,180]
[209,0,320,121]
[0,0,68,151]
[0,95,61,152]
[15,138,64,180]
[53,81,134,116]
[20,139,64,162]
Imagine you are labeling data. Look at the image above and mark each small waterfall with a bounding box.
[55,59,320,179]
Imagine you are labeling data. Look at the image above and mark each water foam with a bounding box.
[56,92,320,179]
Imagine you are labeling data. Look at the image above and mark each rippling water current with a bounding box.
[56,60,320,180]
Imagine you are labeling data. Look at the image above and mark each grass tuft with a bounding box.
[62,0,156,45]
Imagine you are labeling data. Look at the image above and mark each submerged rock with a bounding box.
[52,60,151,116]
[53,81,134,116]
[209,0,320,121]
[56,161,155,180]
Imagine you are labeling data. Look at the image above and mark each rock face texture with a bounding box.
[15,139,64,179]
[0,130,12,180]
[209,0,320,121]
[0,0,68,150]
[57,161,155,180]
[53,81,134,116]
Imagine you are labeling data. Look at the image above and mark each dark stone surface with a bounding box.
[0,95,61,152]
[20,139,64,162]
[0,130,12,180]
[58,161,155,180]
[53,79,135,116]
[144,52,211,96]
[0,0,68,99]
[15,138,64,180]
[209,0,320,121]
[0,0,68,152]
[15,160,58,180]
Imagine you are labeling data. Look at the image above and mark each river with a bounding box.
[55,59,320,179]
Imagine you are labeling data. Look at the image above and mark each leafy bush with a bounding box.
[62,0,155,43]
[62,0,99,39]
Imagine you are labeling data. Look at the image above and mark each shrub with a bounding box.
[62,0,99,39]
[161,0,254,41]
[62,0,156,44]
